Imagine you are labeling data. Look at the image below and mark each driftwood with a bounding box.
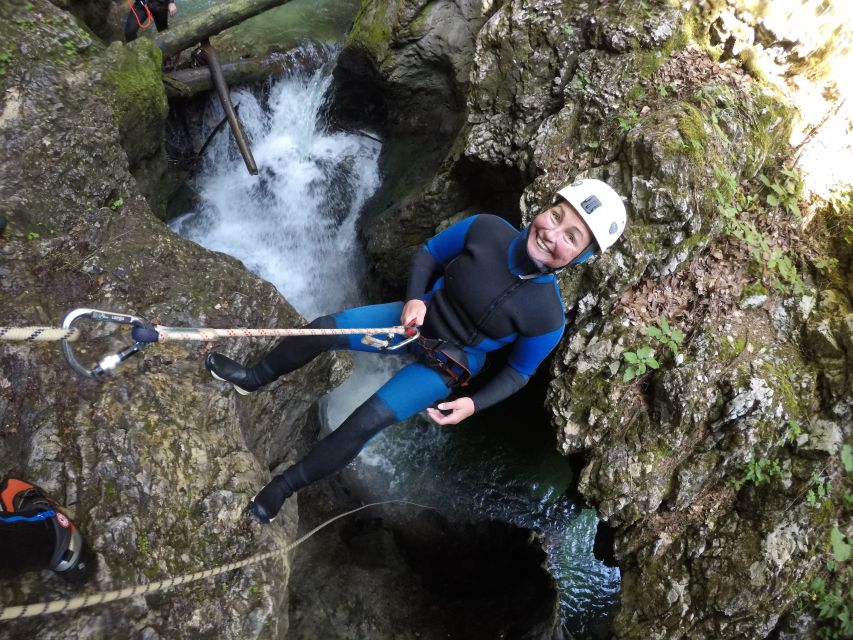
[155,0,294,57]
[163,52,303,98]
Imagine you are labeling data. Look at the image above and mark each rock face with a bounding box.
[342,0,851,637]
[0,2,348,638]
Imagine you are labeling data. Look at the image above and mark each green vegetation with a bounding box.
[759,169,803,220]
[26,231,40,241]
[570,68,591,95]
[713,171,804,294]
[729,456,782,490]
[0,49,11,76]
[801,445,853,638]
[642,318,684,357]
[806,471,831,508]
[618,108,640,131]
[657,81,677,97]
[111,197,125,210]
[778,419,802,447]
[622,345,659,382]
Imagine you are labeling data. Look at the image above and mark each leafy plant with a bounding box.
[26,231,40,241]
[778,419,802,447]
[111,197,125,209]
[0,50,11,76]
[642,318,684,357]
[759,169,802,220]
[807,472,832,508]
[656,81,678,97]
[618,108,640,131]
[842,444,853,473]
[730,456,782,490]
[622,345,659,382]
[810,576,853,640]
[570,69,591,94]
[717,197,804,294]
[743,456,781,485]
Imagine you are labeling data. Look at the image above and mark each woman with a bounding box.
[206,178,627,523]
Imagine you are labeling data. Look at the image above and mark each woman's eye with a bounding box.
[550,210,560,222]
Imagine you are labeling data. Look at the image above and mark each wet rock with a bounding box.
[0,2,349,638]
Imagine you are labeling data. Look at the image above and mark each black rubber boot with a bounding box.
[205,352,270,395]
[249,475,294,524]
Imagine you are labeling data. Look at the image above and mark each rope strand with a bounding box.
[0,500,431,621]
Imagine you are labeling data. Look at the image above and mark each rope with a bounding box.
[0,499,431,621]
[126,0,153,29]
[0,326,406,343]
[0,327,79,342]
[154,326,409,342]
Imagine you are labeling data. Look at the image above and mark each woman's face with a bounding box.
[526,199,593,269]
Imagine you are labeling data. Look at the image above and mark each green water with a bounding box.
[175,0,360,56]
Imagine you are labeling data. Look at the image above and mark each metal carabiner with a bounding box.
[382,326,420,351]
[61,308,151,380]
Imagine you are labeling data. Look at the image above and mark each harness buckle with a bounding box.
[61,308,152,380]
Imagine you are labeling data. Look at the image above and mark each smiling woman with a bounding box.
[527,179,627,271]
[203,177,628,525]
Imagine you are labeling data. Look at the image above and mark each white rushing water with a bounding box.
[172,58,377,319]
[171,57,619,636]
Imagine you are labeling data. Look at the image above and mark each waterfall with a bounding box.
[172,52,377,319]
[171,53,619,637]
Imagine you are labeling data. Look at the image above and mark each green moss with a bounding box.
[347,1,393,61]
[741,281,769,298]
[103,39,167,126]
[674,103,708,163]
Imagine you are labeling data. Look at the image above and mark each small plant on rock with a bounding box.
[622,345,659,382]
[642,318,684,357]
[759,168,802,220]
[618,108,640,131]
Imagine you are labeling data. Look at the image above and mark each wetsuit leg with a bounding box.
[124,1,146,41]
[252,302,405,384]
[150,0,169,32]
[252,360,451,520]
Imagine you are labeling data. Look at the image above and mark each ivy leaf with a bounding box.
[670,330,684,343]
[647,357,660,369]
[767,194,780,207]
[830,527,851,563]
[636,346,653,360]
[660,318,670,333]
[624,351,639,364]
[623,368,637,383]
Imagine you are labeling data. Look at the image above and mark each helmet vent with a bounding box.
[581,195,602,214]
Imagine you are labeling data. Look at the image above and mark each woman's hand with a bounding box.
[168,2,177,16]
[401,299,427,327]
[426,397,475,426]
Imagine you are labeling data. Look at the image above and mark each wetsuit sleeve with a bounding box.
[469,326,564,412]
[405,215,478,301]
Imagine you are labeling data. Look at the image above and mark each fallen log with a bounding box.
[163,50,313,99]
[155,0,294,57]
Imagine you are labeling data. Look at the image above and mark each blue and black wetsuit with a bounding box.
[253,214,565,497]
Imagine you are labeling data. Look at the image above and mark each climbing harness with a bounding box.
[416,337,472,387]
[126,0,153,30]
[0,308,420,380]
[0,499,432,621]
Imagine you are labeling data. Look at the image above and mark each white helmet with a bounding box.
[555,178,627,252]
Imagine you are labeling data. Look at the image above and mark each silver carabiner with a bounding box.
[382,326,420,351]
[61,308,150,380]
